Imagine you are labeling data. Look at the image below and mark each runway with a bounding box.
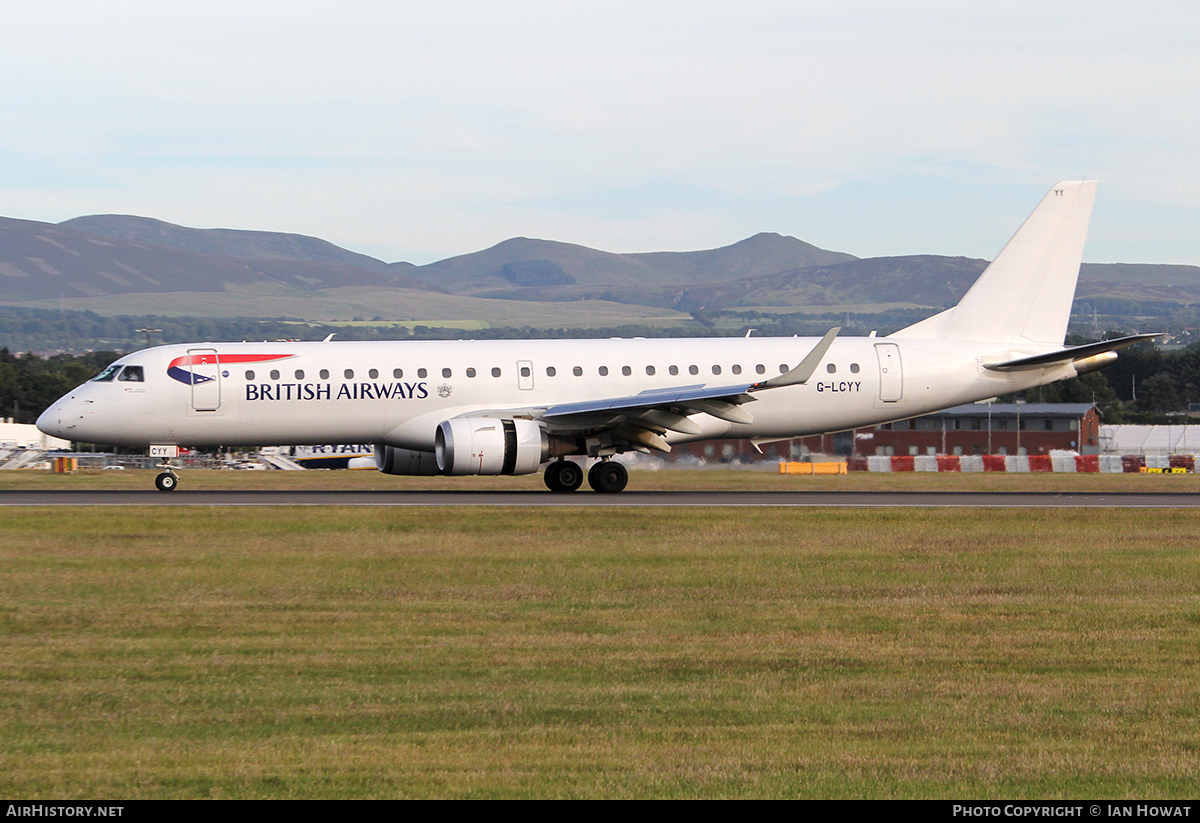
[3,490,1200,507]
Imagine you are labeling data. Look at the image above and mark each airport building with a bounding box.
[667,402,1101,463]
[0,419,71,451]
[855,403,1100,457]
[1098,425,1200,456]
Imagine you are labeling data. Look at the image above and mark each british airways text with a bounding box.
[245,382,429,401]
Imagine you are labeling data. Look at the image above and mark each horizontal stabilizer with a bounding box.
[983,333,1162,372]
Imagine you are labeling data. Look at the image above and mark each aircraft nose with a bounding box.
[37,399,71,439]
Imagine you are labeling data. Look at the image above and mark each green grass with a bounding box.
[6,287,693,328]
[1,505,1198,798]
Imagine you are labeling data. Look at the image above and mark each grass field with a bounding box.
[1,472,1199,798]
[8,287,694,329]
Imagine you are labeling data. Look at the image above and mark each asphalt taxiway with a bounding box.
[3,490,1200,507]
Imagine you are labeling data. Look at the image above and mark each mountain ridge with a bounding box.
[1,213,1196,319]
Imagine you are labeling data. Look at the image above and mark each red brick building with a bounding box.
[665,403,1101,463]
[853,403,1100,457]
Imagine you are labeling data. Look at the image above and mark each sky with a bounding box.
[2,1,1198,266]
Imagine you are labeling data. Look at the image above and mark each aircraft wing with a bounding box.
[534,327,842,441]
[454,328,841,452]
[542,382,759,430]
[983,333,1162,372]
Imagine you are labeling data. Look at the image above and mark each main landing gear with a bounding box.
[543,458,629,493]
[587,459,628,494]
[544,458,585,493]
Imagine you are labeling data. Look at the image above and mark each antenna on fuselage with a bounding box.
[323,333,336,342]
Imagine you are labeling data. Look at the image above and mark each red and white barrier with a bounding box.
[857,454,1195,473]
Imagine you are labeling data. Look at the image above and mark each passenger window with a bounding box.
[344,369,354,379]
[599,366,609,376]
[442,368,452,378]
[320,369,330,380]
[646,366,656,376]
[573,366,582,376]
[491,367,501,378]
[295,370,305,380]
[621,366,631,376]
[756,364,765,375]
[417,368,427,378]
[826,363,836,374]
[245,370,255,380]
[117,366,144,382]
[731,365,741,375]
[711,365,721,375]
[466,368,476,378]
[393,368,403,378]
[520,366,531,377]
[779,364,789,374]
[369,368,379,379]
[688,365,699,375]
[271,370,280,380]
[669,365,678,375]
[93,365,120,382]
[546,366,556,377]
[850,363,860,373]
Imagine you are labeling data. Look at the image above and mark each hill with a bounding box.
[59,215,396,269]
[1,212,1196,326]
[406,232,856,297]
[665,257,1200,312]
[0,216,436,302]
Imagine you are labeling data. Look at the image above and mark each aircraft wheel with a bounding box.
[155,472,179,492]
[555,460,584,492]
[587,460,628,493]
[544,460,583,492]
[543,461,561,490]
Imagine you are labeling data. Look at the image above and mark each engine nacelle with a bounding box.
[436,418,547,476]
[374,444,441,476]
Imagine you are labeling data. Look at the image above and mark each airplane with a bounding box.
[36,180,1158,492]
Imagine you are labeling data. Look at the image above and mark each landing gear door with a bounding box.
[875,343,903,403]
[517,360,534,391]
[187,348,221,411]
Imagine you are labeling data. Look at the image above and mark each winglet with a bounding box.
[750,327,840,391]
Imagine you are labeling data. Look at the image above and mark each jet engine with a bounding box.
[436,417,547,475]
[374,444,441,476]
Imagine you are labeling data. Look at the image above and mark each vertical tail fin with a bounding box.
[892,181,1097,345]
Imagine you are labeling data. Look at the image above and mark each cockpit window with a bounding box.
[92,364,121,382]
[117,366,144,382]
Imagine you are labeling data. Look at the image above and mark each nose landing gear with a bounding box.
[154,458,180,492]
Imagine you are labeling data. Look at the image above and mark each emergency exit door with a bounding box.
[517,360,534,390]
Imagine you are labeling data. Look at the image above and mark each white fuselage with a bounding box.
[35,335,1075,451]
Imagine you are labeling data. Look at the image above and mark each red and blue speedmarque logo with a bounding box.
[167,353,294,385]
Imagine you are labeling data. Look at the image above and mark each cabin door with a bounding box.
[874,343,903,402]
[187,348,222,411]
